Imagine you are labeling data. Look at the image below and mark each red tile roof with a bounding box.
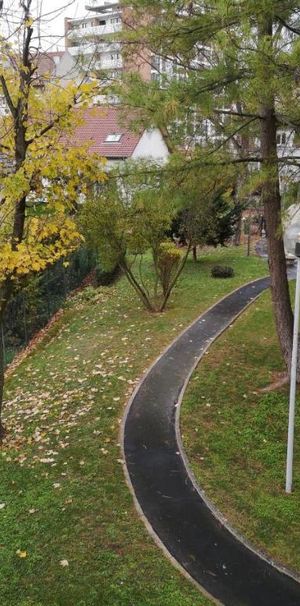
[71,107,142,158]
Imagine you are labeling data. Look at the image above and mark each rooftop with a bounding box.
[85,0,120,14]
[71,106,141,158]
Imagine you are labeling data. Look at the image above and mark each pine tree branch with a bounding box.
[213,109,263,120]
[276,16,300,36]
[205,117,259,158]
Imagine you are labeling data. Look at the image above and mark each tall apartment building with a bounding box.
[64,0,153,83]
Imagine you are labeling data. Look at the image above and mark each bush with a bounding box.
[157,241,182,296]
[95,264,121,286]
[211,265,234,278]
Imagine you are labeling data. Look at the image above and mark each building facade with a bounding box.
[65,0,181,85]
[65,0,153,83]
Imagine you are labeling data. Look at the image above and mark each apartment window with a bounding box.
[105,133,122,142]
[151,72,160,81]
[109,70,122,79]
[151,55,160,71]
[111,17,120,24]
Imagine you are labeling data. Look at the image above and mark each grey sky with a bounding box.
[38,0,86,50]
[0,0,92,51]
[1,1,89,51]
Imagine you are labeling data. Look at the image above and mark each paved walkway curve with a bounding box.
[123,277,300,606]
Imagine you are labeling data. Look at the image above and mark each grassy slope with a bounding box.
[181,286,300,574]
[1,248,266,606]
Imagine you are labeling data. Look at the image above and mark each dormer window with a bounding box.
[105,133,122,142]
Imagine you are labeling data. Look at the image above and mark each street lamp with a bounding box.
[284,223,300,493]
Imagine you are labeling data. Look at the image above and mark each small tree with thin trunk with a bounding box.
[80,160,190,312]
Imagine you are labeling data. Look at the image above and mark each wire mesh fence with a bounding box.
[2,247,96,366]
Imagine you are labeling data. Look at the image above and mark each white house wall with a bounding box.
[132,129,169,162]
[56,52,81,86]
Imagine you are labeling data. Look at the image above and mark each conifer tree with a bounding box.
[120,0,300,374]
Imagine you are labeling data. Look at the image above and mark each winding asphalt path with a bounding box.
[123,276,300,606]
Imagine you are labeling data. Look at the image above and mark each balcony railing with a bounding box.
[67,22,122,40]
[94,57,123,69]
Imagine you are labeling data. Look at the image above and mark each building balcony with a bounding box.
[67,22,122,40]
[67,37,121,54]
[94,57,123,70]
[85,0,120,14]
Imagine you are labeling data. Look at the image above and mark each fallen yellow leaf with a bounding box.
[16,549,27,558]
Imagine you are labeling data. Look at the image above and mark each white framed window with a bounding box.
[276,132,287,145]
[105,133,122,142]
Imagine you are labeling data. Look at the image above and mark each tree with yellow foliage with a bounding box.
[0,0,105,438]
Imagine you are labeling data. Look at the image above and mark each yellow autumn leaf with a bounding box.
[16,549,27,558]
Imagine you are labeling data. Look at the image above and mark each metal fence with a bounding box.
[2,247,95,365]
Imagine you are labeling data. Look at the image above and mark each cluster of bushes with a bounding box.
[211,266,234,278]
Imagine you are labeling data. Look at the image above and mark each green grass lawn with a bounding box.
[181,285,300,575]
[0,247,266,606]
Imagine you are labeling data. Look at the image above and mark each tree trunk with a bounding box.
[160,244,191,312]
[234,215,242,246]
[258,14,293,374]
[192,245,197,262]
[260,106,293,372]
[120,262,155,311]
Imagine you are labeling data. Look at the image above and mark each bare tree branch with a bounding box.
[0,75,16,117]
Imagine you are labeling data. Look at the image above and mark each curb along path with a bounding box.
[123,277,300,606]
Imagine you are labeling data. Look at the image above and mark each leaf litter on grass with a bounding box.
[0,250,267,606]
